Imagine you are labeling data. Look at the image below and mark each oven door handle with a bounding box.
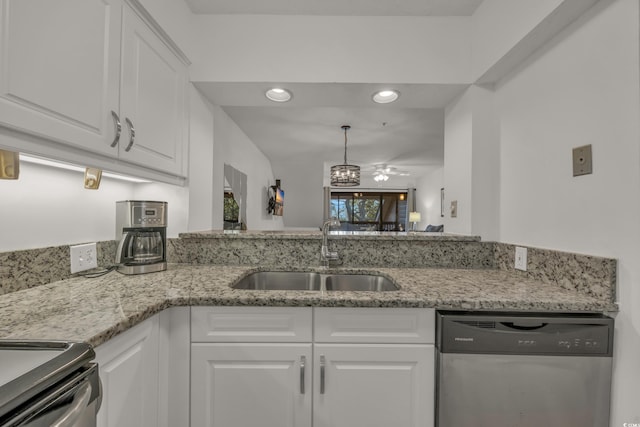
[51,381,92,427]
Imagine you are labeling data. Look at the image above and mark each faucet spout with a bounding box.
[321,218,341,267]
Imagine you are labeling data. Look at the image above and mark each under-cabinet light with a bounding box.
[19,154,151,183]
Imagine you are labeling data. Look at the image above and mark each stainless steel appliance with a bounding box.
[436,311,614,427]
[115,200,167,275]
[0,341,101,427]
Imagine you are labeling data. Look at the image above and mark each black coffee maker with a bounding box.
[115,200,167,274]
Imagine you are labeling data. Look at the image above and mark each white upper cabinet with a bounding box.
[119,3,188,174]
[0,0,122,155]
[0,0,189,177]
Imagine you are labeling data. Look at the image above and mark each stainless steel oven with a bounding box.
[0,341,101,427]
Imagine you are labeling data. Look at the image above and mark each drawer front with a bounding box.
[314,308,434,344]
[191,307,313,342]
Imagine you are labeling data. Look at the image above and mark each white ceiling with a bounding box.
[189,1,483,186]
[195,82,467,184]
[184,0,483,16]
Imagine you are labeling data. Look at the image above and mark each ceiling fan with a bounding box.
[366,164,410,182]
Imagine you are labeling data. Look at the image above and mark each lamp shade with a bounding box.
[409,212,421,223]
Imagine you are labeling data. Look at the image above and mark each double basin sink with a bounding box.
[232,271,399,292]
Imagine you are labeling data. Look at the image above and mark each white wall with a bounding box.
[443,85,500,239]
[469,86,500,241]
[471,0,563,79]
[0,162,188,251]
[491,0,640,422]
[132,182,189,239]
[137,0,197,61]
[212,105,284,230]
[187,87,216,231]
[415,167,444,230]
[272,159,325,229]
[190,15,471,84]
[443,90,473,234]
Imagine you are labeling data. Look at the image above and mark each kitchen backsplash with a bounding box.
[0,236,616,305]
[0,241,117,295]
[494,243,616,302]
[168,235,496,270]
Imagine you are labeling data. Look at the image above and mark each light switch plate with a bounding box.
[450,200,458,218]
[515,246,527,271]
[573,144,592,176]
[70,243,97,273]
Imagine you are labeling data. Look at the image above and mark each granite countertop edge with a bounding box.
[178,231,481,241]
[0,264,617,348]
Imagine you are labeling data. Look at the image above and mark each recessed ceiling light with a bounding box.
[265,87,292,102]
[372,90,400,104]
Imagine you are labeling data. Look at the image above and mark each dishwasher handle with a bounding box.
[500,322,548,331]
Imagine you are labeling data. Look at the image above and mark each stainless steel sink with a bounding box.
[232,271,398,291]
[325,274,398,291]
[231,271,322,290]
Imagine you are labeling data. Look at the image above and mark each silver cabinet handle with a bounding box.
[300,355,306,394]
[320,355,326,394]
[124,117,135,152]
[110,110,121,148]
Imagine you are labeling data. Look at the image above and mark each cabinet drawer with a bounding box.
[314,308,434,344]
[191,307,313,342]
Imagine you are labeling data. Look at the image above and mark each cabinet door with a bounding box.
[0,0,121,155]
[191,343,312,427]
[95,315,159,427]
[120,4,187,175]
[314,344,434,427]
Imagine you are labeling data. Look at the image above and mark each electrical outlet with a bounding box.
[515,246,528,271]
[70,243,98,273]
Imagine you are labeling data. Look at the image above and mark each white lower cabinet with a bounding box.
[191,343,313,427]
[190,306,435,427]
[94,307,190,427]
[95,315,160,427]
[313,344,434,427]
[93,306,435,427]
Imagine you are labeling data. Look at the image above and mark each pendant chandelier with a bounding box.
[330,125,360,187]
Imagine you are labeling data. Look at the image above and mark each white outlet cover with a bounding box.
[70,243,98,274]
[515,246,527,271]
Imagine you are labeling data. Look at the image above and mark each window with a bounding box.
[224,191,240,229]
[330,191,408,231]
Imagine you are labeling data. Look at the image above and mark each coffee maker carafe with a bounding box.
[115,200,167,274]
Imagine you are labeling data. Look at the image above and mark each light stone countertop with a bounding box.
[179,230,481,241]
[0,264,617,348]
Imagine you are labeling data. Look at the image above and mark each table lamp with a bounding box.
[409,212,421,231]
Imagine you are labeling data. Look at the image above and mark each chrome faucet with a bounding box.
[321,217,341,267]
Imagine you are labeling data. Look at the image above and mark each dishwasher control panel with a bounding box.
[437,311,614,356]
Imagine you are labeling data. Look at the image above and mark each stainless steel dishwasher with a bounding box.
[436,311,614,427]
